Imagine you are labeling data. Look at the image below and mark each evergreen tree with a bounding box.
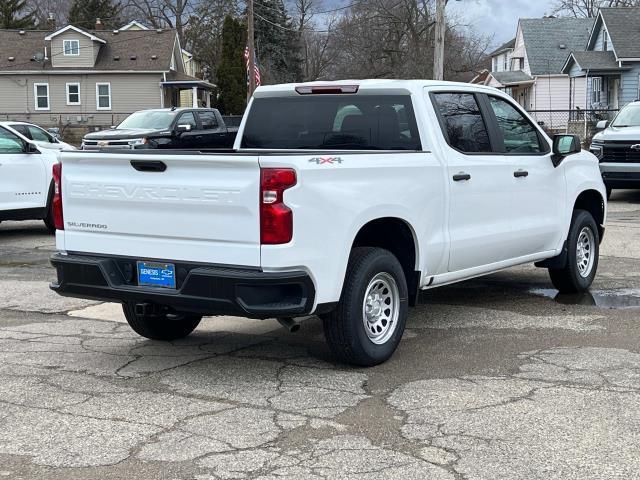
[216,15,246,115]
[254,0,302,84]
[0,0,35,29]
[68,0,120,30]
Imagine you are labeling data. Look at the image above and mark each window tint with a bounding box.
[198,111,218,129]
[10,124,30,139]
[0,127,24,153]
[242,95,421,150]
[177,112,197,129]
[488,96,543,153]
[27,125,53,143]
[432,93,491,153]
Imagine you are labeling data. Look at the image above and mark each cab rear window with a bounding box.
[241,95,421,150]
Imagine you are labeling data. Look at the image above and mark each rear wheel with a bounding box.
[549,209,599,294]
[322,247,408,367]
[122,302,202,341]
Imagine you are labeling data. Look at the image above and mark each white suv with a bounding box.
[0,125,59,232]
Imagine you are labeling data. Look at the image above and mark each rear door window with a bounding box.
[198,111,219,129]
[242,95,421,150]
[432,92,492,153]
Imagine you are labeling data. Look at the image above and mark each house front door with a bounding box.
[611,78,620,110]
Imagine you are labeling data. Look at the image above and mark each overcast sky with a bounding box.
[447,0,557,46]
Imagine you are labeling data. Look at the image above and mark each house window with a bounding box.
[34,83,49,110]
[492,57,497,71]
[503,55,508,71]
[63,39,80,56]
[592,77,602,104]
[66,83,80,105]
[96,83,111,110]
[603,30,608,51]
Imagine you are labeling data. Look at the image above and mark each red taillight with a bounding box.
[260,168,296,245]
[52,163,64,230]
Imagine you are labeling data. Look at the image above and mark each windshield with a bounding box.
[241,95,421,150]
[117,111,177,130]
[612,105,640,127]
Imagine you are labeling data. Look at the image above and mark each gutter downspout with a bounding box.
[161,72,166,108]
[585,69,590,140]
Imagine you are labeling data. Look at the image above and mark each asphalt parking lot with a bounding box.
[1,192,640,480]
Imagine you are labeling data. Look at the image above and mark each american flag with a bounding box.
[244,46,261,87]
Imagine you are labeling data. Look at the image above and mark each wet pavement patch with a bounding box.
[530,288,640,309]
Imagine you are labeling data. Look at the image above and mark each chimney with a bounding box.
[47,13,55,31]
[95,18,104,30]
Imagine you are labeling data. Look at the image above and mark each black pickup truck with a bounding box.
[82,108,237,150]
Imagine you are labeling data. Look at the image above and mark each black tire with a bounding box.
[43,181,56,233]
[43,201,56,233]
[323,247,408,367]
[549,209,599,294]
[122,302,202,341]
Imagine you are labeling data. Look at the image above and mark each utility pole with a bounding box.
[247,0,257,101]
[433,0,446,81]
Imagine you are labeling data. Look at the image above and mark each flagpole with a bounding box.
[247,0,257,102]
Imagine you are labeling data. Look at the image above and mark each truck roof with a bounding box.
[254,79,501,97]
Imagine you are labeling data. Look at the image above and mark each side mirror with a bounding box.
[176,124,192,134]
[551,134,581,167]
[537,121,545,127]
[110,125,116,130]
[596,120,608,130]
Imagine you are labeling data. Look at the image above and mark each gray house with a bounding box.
[562,8,640,112]
[482,17,592,117]
[0,23,215,130]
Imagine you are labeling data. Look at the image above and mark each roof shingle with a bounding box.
[600,7,640,59]
[0,28,177,71]
[520,17,594,75]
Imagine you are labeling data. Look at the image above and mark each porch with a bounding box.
[563,51,629,110]
[160,72,216,108]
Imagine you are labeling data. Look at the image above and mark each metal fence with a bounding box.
[527,109,618,143]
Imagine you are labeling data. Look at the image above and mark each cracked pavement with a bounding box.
[2,191,640,479]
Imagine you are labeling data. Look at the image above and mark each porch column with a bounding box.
[206,93,211,108]
[192,86,198,107]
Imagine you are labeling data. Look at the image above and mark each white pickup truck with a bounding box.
[50,80,607,366]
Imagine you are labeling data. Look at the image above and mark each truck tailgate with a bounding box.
[58,152,261,266]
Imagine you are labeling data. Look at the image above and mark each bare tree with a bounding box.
[553,0,640,17]
[126,0,194,43]
[27,0,73,27]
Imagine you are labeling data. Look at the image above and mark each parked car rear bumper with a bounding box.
[50,253,316,318]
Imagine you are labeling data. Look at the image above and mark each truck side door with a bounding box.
[431,92,516,272]
[0,127,47,212]
[196,110,230,148]
[484,94,565,256]
[174,111,200,149]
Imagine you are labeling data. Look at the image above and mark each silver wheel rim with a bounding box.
[576,226,595,278]
[362,272,400,345]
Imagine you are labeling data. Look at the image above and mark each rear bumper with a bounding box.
[50,253,315,319]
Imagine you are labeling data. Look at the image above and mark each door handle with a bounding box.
[453,172,471,182]
[513,169,529,178]
[130,160,166,172]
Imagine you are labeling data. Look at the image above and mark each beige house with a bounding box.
[0,23,215,130]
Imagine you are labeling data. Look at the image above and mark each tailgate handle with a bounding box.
[130,160,166,172]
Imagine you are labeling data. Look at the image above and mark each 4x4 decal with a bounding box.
[309,156,344,165]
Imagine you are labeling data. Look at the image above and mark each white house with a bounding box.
[479,17,593,127]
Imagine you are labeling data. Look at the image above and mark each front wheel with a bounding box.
[549,209,599,294]
[122,302,202,341]
[322,247,408,367]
